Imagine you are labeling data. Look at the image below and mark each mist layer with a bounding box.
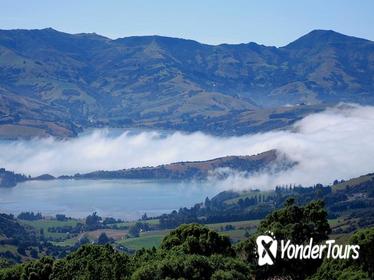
[0,104,373,189]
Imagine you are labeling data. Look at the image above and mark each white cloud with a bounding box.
[0,103,374,189]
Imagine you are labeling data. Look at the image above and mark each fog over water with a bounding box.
[1,103,374,189]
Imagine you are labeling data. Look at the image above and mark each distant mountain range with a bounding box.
[0,28,373,138]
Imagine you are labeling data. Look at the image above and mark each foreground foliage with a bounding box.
[308,227,374,280]
[235,199,331,280]
[0,200,372,280]
[0,224,251,280]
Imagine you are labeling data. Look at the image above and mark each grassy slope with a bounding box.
[20,219,79,239]
[332,173,374,191]
[114,218,347,250]
[7,215,356,254]
[224,191,275,205]
[117,230,169,250]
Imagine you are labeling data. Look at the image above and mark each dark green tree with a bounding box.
[309,227,374,280]
[349,227,374,277]
[51,244,131,280]
[160,224,234,256]
[131,253,252,280]
[0,265,23,280]
[131,254,213,280]
[85,212,102,230]
[128,225,140,238]
[21,256,54,280]
[307,258,369,280]
[257,199,330,243]
[0,259,11,270]
[97,232,110,245]
[236,199,331,280]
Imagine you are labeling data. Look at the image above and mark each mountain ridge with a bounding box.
[0,28,373,138]
[3,28,369,47]
[0,150,288,185]
[68,149,283,180]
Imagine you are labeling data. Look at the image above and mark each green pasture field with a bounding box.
[20,219,80,239]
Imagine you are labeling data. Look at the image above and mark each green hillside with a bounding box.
[0,29,373,138]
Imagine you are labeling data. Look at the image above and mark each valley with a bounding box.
[0,170,373,264]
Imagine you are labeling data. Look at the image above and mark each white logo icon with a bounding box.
[256,234,278,266]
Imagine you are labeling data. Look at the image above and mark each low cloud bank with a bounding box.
[1,103,374,189]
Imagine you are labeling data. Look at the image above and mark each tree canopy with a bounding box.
[0,200,372,280]
[160,224,234,256]
[236,199,331,280]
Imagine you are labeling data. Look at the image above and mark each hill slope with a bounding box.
[68,150,285,180]
[0,29,373,137]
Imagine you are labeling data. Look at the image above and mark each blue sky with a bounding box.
[1,0,373,46]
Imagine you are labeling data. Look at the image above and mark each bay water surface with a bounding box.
[0,179,219,220]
